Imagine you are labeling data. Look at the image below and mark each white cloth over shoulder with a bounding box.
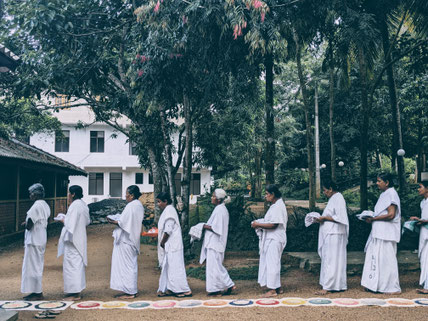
[157,205,183,266]
[25,200,51,246]
[263,198,288,245]
[189,222,205,244]
[419,198,428,289]
[114,199,145,253]
[58,199,90,265]
[200,203,230,264]
[305,212,320,227]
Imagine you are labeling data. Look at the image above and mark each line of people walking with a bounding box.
[20,173,428,301]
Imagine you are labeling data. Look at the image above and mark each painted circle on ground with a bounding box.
[307,298,332,305]
[414,298,428,306]
[229,299,253,307]
[177,300,203,308]
[255,299,280,306]
[35,301,66,310]
[360,298,387,306]
[152,300,176,308]
[0,301,32,309]
[386,298,415,306]
[281,298,307,306]
[127,301,151,309]
[332,298,360,306]
[101,301,127,308]
[202,300,229,307]
[75,301,101,309]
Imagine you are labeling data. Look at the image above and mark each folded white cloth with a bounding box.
[305,212,321,227]
[356,210,375,221]
[54,213,66,221]
[189,222,205,243]
[107,213,121,221]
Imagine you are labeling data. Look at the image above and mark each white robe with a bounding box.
[318,192,349,291]
[419,198,428,289]
[157,205,190,293]
[110,200,144,294]
[258,198,288,290]
[58,199,90,293]
[21,200,50,294]
[200,203,234,292]
[361,187,401,293]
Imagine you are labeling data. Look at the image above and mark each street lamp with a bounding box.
[338,161,344,167]
[397,149,405,157]
[321,164,326,169]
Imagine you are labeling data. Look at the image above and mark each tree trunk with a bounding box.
[379,17,405,189]
[294,30,316,210]
[255,147,262,199]
[328,45,336,182]
[148,146,163,221]
[358,47,369,210]
[159,105,177,206]
[265,52,275,186]
[181,93,192,231]
[314,82,320,198]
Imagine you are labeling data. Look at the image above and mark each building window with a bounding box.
[129,141,137,155]
[90,131,104,153]
[135,173,143,184]
[89,173,104,195]
[175,173,182,195]
[55,94,71,109]
[149,173,153,184]
[55,130,70,152]
[109,172,123,197]
[190,173,201,195]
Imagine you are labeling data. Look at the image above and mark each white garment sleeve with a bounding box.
[163,218,176,235]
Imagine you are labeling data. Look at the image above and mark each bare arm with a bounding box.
[366,204,397,223]
[251,222,279,229]
[160,232,170,249]
[25,218,34,231]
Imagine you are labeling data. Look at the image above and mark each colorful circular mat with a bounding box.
[67,297,428,310]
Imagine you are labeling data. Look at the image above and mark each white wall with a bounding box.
[30,118,211,204]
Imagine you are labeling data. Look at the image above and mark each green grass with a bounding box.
[186,265,287,281]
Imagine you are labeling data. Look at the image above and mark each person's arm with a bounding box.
[366,204,397,223]
[251,221,279,229]
[25,218,34,231]
[107,217,119,226]
[160,233,170,248]
[316,216,336,223]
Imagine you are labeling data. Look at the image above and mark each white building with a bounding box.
[30,104,211,204]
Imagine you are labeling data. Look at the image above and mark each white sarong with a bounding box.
[21,245,45,293]
[110,238,139,295]
[158,250,191,293]
[419,198,428,289]
[361,238,401,293]
[63,241,86,293]
[206,249,234,293]
[258,239,285,289]
[319,234,347,291]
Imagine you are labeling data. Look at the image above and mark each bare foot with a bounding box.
[222,286,237,296]
[114,293,138,299]
[275,287,284,295]
[417,289,428,294]
[383,291,401,295]
[64,295,81,301]
[261,290,277,298]
[315,289,328,295]
[23,293,44,301]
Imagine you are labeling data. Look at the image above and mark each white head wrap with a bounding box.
[28,183,45,198]
[214,188,231,204]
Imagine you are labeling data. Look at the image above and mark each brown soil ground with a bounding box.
[1,224,427,321]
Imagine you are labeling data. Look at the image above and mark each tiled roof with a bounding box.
[0,137,86,176]
[0,44,20,71]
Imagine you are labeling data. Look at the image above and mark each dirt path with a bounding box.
[1,225,427,320]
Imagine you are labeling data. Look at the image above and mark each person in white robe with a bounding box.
[21,183,51,300]
[251,184,287,298]
[200,189,236,295]
[108,185,145,299]
[57,185,90,300]
[361,173,401,294]
[314,180,349,294]
[410,180,428,294]
[156,192,192,297]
